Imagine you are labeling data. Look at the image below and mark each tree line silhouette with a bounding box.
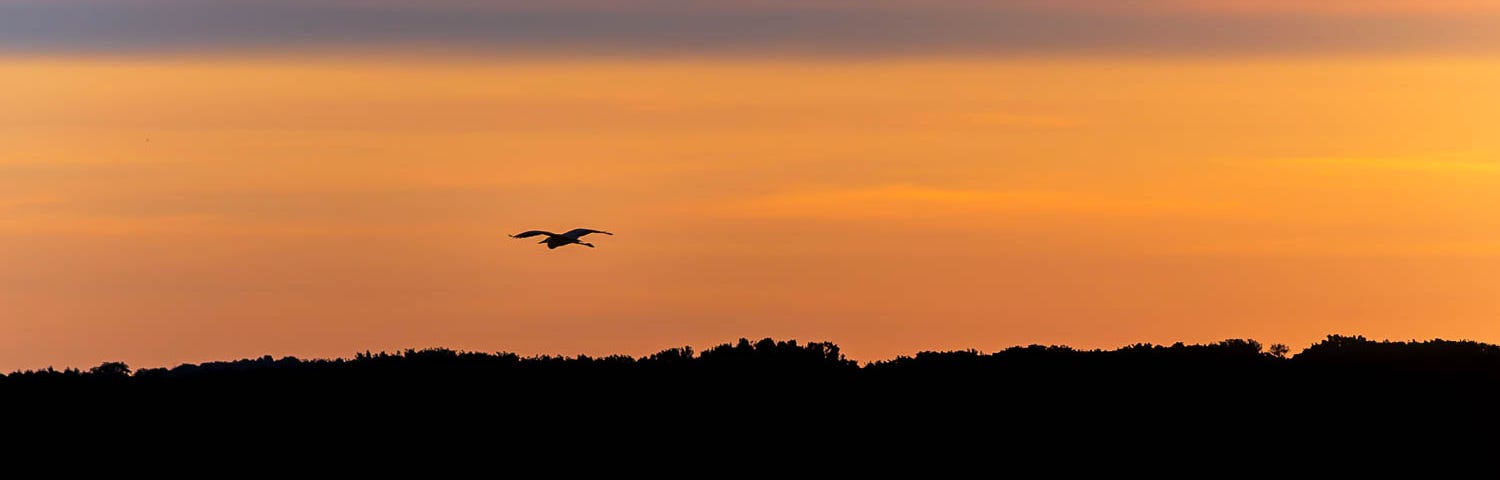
[10,335,1500,388]
[6,335,1498,440]
[9,335,1500,398]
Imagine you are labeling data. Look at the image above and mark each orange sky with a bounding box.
[2,4,1499,371]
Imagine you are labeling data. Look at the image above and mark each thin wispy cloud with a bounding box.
[1274,156,1500,174]
[718,185,1239,220]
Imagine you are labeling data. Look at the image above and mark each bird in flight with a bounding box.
[510,228,614,249]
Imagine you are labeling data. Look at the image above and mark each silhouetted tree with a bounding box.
[88,362,131,378]
[1268,344,1291,359]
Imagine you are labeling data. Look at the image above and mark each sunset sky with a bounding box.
[2,0,1497,371]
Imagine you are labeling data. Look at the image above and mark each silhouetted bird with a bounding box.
[510,228,614,249]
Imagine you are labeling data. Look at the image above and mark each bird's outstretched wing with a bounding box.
[510,230,556,239]
[562,228,613,239]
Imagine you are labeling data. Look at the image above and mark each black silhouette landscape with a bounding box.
[10,334,1499,442]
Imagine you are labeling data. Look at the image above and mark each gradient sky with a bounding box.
[2,0,1497,371]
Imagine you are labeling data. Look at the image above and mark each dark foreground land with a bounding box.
[7,335,1500,454]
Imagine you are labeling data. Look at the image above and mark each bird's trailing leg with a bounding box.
[581,242,595,248]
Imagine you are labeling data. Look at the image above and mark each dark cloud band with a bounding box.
[2,2,1496,56]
